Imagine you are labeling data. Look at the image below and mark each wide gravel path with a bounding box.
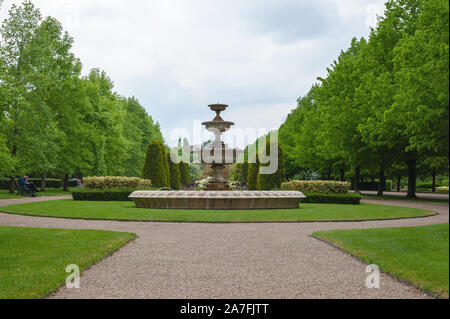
[0,196,448,299]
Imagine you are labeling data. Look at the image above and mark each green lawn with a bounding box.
[363,193,449,204]
[314,224,449,298]
[0,188,76,199]
[0,226,135,299]
[0,199,434,222]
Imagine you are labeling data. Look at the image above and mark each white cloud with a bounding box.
[1,0,386,145]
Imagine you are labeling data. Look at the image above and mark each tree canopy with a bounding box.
[0,1,163,192]
[278,0,449,197]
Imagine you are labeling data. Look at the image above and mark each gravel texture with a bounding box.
[0,196,447,299]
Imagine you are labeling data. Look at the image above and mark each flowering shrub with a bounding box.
[229,181,247,190]
[281,180,350,194]
[195,177,212,190]
[83,176,152,190]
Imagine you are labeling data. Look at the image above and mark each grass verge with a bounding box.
[0,199,435,222]
[314,224,449,298]
[0,226,135,299]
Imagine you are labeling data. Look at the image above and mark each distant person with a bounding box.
[19,174,38,196]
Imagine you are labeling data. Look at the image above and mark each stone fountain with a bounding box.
[201,104,235,191]
[129,103,306,209]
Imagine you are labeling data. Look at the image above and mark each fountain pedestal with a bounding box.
[201,104,235,191]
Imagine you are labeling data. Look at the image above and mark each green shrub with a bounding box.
[442,180,449,187]
[247,158,259,190]
[83,176,152,190]
[72,189,135,201]
[168,154,181,190]
[256,140,285,190]
[142,140,168,188]
[179,162,190,185]
[239,162,249,183]
[161,143,171,187]
[303,193,362,205]
[282,180,350,194]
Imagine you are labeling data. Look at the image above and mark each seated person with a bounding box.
[19,174,38,195]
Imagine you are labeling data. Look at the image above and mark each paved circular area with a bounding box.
[0,196,447,299]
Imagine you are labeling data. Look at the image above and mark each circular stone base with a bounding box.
[129,191,306,210]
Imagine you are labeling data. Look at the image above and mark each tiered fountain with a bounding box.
[129,104,306,209]
[200,104,236,191]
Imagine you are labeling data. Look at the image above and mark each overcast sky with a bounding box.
[1,0,386,146]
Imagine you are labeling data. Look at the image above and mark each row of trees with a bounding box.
[142,140,190,190]
[0,1,163,192]
[278,0,449,198]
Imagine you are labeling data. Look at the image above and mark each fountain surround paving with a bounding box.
[129,103,306,210]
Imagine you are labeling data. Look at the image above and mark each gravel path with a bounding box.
[0,197,447,299]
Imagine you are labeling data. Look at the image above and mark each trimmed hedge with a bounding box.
[282,180,350,194]
[72,189,135,201]
[303,193,362,205]
[83,176,152,190]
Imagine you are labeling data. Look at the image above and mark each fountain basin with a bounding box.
[129,191,306,210]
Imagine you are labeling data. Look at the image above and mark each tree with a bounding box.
[392,0,449,196]
[0,0,43,192]
[142,140,166,188]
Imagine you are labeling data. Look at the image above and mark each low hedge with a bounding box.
[72,189,136,201]
[1,178,77,189]
[303,193,362,205]
[282,180,350,194]
[83,176,152,190]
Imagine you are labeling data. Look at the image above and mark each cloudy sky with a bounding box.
[1,0,386,146]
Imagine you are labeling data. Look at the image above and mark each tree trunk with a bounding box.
[340,168,345,182]
[9,142,17,194]
[397,176,401,192]
[377,165,385,197]
[327,169,331,180]
[354,166,361,192]
[41,172,46,192]
[407,160,417,199]
[432,170,436,193]
[63,174,69,192]
[9,177,15,194]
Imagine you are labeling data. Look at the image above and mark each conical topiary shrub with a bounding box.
[168,153,182,190]
[256,140,285,190]
[179,162,190,185]
[158,142,171,188]
[142,140,166,188]
[247,156,260,190]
